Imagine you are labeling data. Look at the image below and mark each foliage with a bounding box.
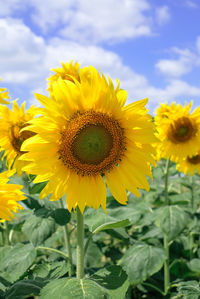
[1,158,200,298]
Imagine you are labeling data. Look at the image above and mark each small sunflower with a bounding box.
[21,66,156,213]
[0,101,39,174]
[0,78,10,104]
[154,102,182,123]
[176,151,200,176]
[155,102,200,161]
[47,60,88,97]
[0,170,25,221]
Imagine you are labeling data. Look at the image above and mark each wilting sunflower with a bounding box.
[155,102,200,161]
[0,78,10,104]
[21,66,156,213]
[0,170,25,221]
[176,151,200,175]
[0,101,39,174]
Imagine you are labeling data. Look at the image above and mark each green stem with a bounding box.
[164,158,170,295]
[59,199,74,276]
[4,221,9,246]
[76,207,84,279]
[84,232,93,256]
[164,233,170,295]
[190,175,195,211]
[143,282,165,296]
[37,246,69,259]
[164,158,170,205]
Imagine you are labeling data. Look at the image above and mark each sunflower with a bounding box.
[0,101,39,175]
[176,151,200,175]
[0,78,10,104]
[0,170,25,221]
[155,102,200,161]
[154,102,182,123]
[47,60,91,97]
[21,66,156,213]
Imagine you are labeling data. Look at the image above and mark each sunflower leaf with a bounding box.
[0,244,36,283]
[40,278,108,299]
[120,243,166,285]
[90,265,129,299]
[5,279,45,299]
[155,205,190,241]
[22,212,56,246]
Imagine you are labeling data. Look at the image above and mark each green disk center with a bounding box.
[71,124,113,164]
[178,126,189,137]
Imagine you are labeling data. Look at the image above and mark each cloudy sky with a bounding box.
[0,0,200,113]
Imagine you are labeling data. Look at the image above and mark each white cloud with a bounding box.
[0,0,153,44]
[1,17,200,113]
[185,0,198,8]
[155,6,170,26]
[59,0,152,43]
[0,18,46,85]
[155,46,200,77]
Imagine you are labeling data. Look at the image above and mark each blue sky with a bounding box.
[0,0,200,113]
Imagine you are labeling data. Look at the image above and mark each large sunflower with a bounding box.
[0,78,10,104]
[0,170,25,221]
[155,102,200,161]
[0,101,39,175]
[176,151,200,176]
[21,66,156,213]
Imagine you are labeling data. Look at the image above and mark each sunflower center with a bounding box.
[10,123,35,154]
[168,117,197,143]
[72,125,113,165]
[58,111,126,176]
[187,154,200,165]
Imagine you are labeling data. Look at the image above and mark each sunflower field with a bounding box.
[0,63,200,299]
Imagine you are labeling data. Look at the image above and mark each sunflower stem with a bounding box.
[59,198,74,276]
[190,175,195,211]
[76,207,84,279]
[164,158,170,205]
[164,158,170,295]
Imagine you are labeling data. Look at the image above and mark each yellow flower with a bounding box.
[21,66,156,213]
[155,102,200,161]
[0,170,25,221]
[176,151,200,176]
[0,78,10,104]
[154,102,182,123]
[0,101,39,175]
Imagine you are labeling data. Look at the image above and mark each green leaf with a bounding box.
[40,278,108,299]
[91,265,129,299]
[32,261,69,279]
[5,279,45,299]
[22,213,56,246]
[155,205,190,241]
[120,243,166,285]
[50,208,71,226]
[29,182,47,194]
[173,280,200,299]
[85,242,103,268]
[188,259,200,273]
[0,244,36,283]
[85,210,130,234]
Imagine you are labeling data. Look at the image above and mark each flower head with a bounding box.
[176,151,200,176]
[155,102,200,161]
[0,78,10,104]
[0,170,25,221]
[0,101,39,174]
[47,61,91,97]
[21,66,156,213]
